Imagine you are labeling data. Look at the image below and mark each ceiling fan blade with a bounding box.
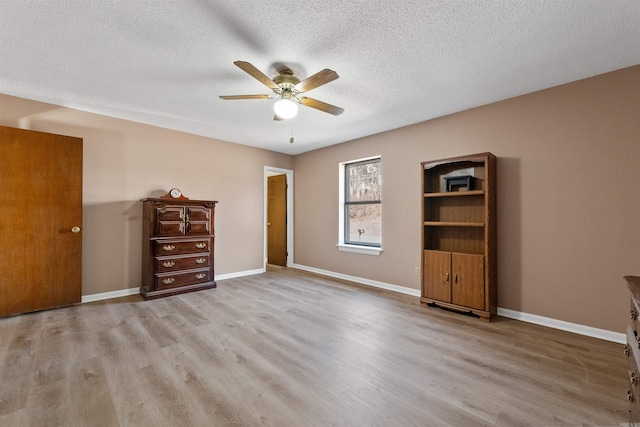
[294,69,339,93]
[234,61,279,90]
[299,97,344,115]
[219,94,272,100]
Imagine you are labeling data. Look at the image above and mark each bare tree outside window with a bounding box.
[345,159,381,246]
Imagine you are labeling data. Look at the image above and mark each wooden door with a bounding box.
[267,174,287,266]
[451,253,485,310]
[423,250,451,302]
[0,126,83,317]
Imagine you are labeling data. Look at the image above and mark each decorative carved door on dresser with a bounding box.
[140,196,218,299]
[0,125,83,317]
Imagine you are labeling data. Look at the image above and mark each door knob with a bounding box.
[71,226,81,233]
[267,222,271,226]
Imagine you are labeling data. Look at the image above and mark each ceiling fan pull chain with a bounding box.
[289,119,294,144]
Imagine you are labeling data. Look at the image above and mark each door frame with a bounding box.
[264,166,294,269]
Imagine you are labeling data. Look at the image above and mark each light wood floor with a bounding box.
[0,266,627,426]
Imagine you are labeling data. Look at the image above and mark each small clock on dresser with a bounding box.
[161,188,188,200]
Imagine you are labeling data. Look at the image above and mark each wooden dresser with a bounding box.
[626,275,640,424]
[140,197,217,300]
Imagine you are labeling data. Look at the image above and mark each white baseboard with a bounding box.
[82,287,140,303]
[81,268,266,304]
[291,263,624,344]
[291,263,421,297]
[497,308,625,344]
[215,268,265,281]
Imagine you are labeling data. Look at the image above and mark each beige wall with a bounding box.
[293,65,640,333]
[0,94,293,296]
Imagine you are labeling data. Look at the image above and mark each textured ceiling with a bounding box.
[1,1,639,155]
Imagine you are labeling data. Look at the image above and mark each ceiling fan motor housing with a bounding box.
[273,71,300,88]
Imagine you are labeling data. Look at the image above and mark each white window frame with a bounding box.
[337,155,382,256]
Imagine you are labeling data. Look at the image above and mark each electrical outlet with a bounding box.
[414,267,420,276]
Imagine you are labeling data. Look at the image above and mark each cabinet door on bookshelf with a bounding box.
[424,250,485,310]
[423,250,451,302]
[451,253,484,310]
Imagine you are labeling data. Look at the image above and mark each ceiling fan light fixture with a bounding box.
[221,61,343,121]
[274,98,298,119]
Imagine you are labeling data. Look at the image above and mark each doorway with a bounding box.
[264,167,294,269]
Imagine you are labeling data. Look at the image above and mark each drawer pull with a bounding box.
[162,261,176,268]
[625,344,630,356]
[628,389,635,402]
[162,244,176,251]
[632,308,638,321]
[195,273,207,280]
[630,370,639,386]
[195,258,206,264]
[635,335,640,349]
[195,242,207,249]
[163,278,175,285]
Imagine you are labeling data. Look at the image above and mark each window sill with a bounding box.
[336,244,383,256]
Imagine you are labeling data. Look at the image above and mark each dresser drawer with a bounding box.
[154,238,210,255]
[631,297,640,338]
[631,408,640,427]
[156,269,212,290]
[629,325,640,420]
[156,254,210,273]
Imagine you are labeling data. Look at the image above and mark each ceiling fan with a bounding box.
[220,61,344,120]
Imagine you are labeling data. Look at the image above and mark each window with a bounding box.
[338,156,382,255]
